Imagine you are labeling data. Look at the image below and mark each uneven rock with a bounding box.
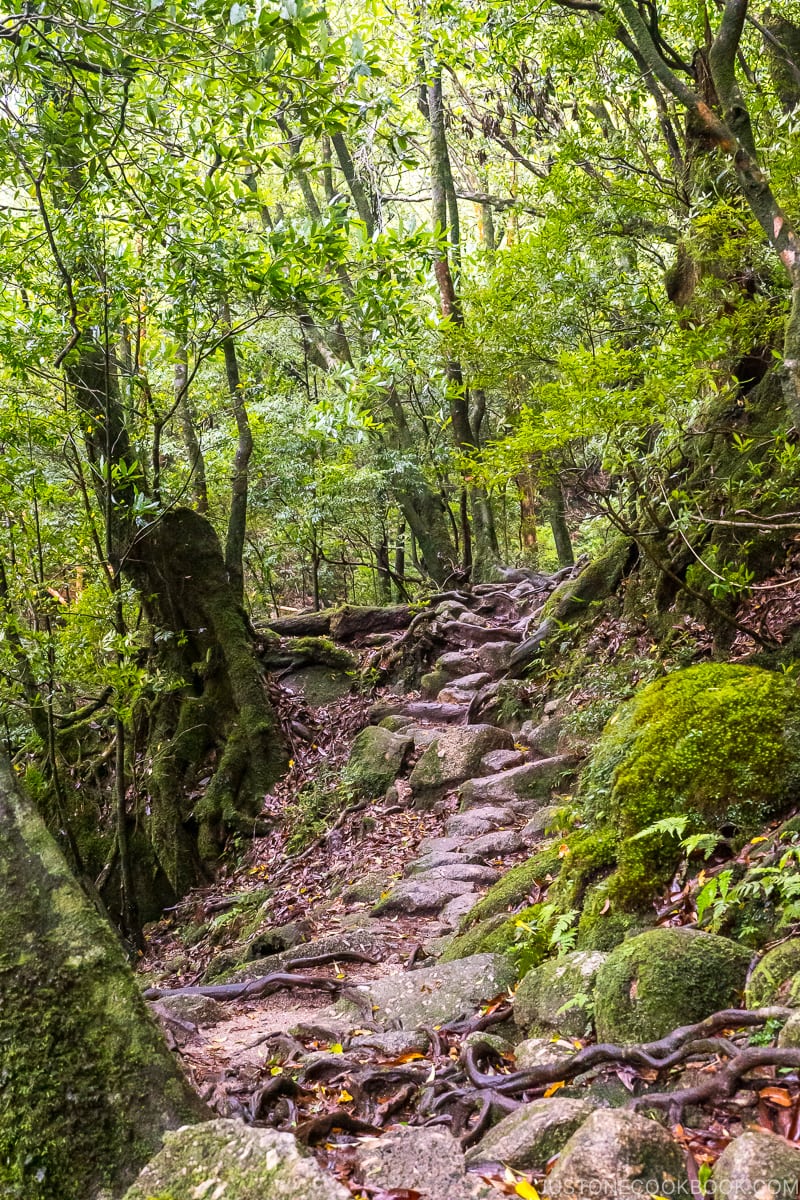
[441,671,492,694]
[466,1097,595,1171]
[711,1129,800,1198]
[480,749,527,775]
[342,869,396,904]
[778,1010,800,1047]
[445,806,517,838]
[289,1012,364,1042]
[439,892,482,928]
[409,725,440,749]
[123,1120,350,1200]
[746,938,800,1007]
[421,669,451,698]
[464,828,525,858]
[407,851,477,875]
[476,641,515,674]
[344,726,413,798]
[349,953,517,1029]
[369,699,465,725]
[460,755,576,809]
[417,836,465,855]
[350,1029,430,1056]
[521,806,560,841]
[594,928,751,1043]
[227,928,387,982]
[518,716,564,756]
[514,950,607,1038]
[515,1036,577,1071]
[417,863,500,886]
[378,714,413,733]
[542,1109,689,1200]
[154,993,226,1026]
[409,725,515,798]
[436,650,482,678]
[371,877,476,915]
[354,1126,491,1200]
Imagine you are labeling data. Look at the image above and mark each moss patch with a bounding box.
[746,939,800,1008]
[462,843,563,928]
[442,904,553,973]
[594,928,751,1042]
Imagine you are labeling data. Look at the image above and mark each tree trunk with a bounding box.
[0,755,204,1200]
[69,339,286,897]
[221,304,253,607]
[174,338,209,514]
[543,481,575,567]
[517,468,539,566]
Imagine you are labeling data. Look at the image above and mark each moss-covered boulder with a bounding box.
[711,1130,800,1200]
[578,663,800,910]
[344,725,413,797]
[465,1097,595,1171]
[461,842,562,927]
[123,1120,350,1199]
[594,928,751,1043]
[746,938,800,1008]
[513,949,607,1038]
[441,904,552,973]
[409,725,514,799]
[542,1109,688,1200]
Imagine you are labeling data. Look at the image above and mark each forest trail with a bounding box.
[141,567,596,1196]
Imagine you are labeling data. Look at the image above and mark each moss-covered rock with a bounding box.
[513,950,607,1038]
[578,663,800,910]
[746,938,800,1008]
[465,1097,595,1171]
[123,1120,350,1199]
[286,636,358,671]
[441,904,552,973]
[461,842,563,928]
[594,928,751,1043]
[711,1130,800,1200]
[344,726,413,798]
[408,724,514,798]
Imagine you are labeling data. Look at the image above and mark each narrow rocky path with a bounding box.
[138,568,800,1199]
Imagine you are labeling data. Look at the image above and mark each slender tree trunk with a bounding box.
[174,337,209,514]
[0,755,204,1200]
[221,303,253,607]
[543,481,574,567]
[517,469,539,567]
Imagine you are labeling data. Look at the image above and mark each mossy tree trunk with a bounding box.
[0,755,204,1200]
[69,340,287,900]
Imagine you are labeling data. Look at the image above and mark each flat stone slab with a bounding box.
[407,851,477,875]
[416,863,500,886]
[417,836,465,855]
[466,1096,595,1171]
[479,748,527,775]
[464,829,525,858]
[445,806,517,838]
[352,953,517,1029]
[439,892,482,928]
[372,877,475,915]
[123,1120,350,1200]
[460,755,576,809]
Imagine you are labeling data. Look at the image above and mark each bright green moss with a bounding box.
[441,904,552,973]
[746,938,800,1007]
[577,663,800,909]
[462,843,563,928]
[288,637,357,671]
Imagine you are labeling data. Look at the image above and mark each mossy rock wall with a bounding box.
[0,757,204,1200]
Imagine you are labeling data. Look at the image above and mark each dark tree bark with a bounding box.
[0,755,204,1200]
[68,340,286,897]
[174,337,209,514]
[543,481,575,566]
[221,303,253,607]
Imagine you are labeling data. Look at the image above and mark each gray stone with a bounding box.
[438,682,489,705]
[378,714,414,733]
[354,1126,491,1200]
[228,928,387,982]
[342,869,396,904]
[123,1120,350,1200]
[466,1097,595,1170]
[354,953,517,1029]
[476,641,515,674]
[350,1029,430,1056]
[439,892,482,928]
[372,877,476,915]
[409,724,515,797]
[712,1130,800,1199]
[436,650,482,678]
[521,806,560,841]
[514,950,607,1038]
[417,835,465,855]
[442,620,518,646]
[407,851,476,875]
[421,669,450,698]
[445,805,517,838]
[282,666,352,706]
[480,749,527,775]
[778,1010,800,1048]
[542,1109,690,1200]
[409,725,440,749]
[518,716,564,756]
[464,829,525,858]
[460,755,575,809]
[514,1036,577,1071]
[443,671,492,693]
[289,1011,363,1042]
[416,863,500,886]
[345,725,413,797]
[154,993,226,1026]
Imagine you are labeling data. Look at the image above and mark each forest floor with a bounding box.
[137,574,800,1197]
